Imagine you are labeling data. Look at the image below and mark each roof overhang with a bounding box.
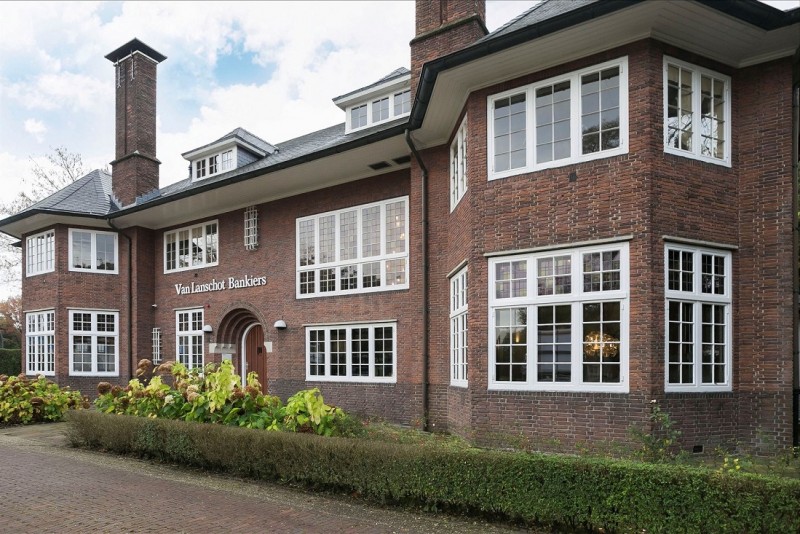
[111,127,411,230]
[410,0,800,148]
[0,212,112,239]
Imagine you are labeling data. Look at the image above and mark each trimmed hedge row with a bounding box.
[67,411,800,533]
[0,349,21,376]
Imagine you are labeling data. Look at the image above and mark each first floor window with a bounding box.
[296,197,408,297]
[26,310,55,375]
[69,229,118,273]
[665,244,732,391]
[663,56,730,166]
[69,310,119,376]
[488,57,628,179]
[489,243,629,392]
[306,322,396,382]
[164,220,219,272]
[244,206,258,250]
[26,229,55,277]
[450,115,468,211]
[450,267,468,386]
[176,309,204,370]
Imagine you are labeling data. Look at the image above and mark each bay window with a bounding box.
[488,57,628,180]
[69,229,118,273]
[69,310,119,376]
[489,242,629,392]
[26,310,55,376]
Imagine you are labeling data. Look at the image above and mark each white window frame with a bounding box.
[26,310,55,376]
[295,197,409,298]
[346,90,412,132]
[394,89,411,116]
[26,229,55,277]
[68,229,119,274]
[450,115,468,212]
[152,327,162,365]
[305,322,397,383]
[244,206,259,251]
[68,309,119,377]
[176,309,204,371]
[487,57,629,181]
[663,56,731,167]
[664,244,732,392]
[488,242,630,392]
[196,159,206,179]
[450,266,468,387]
[163,220,219,273]
[221,150,234,171]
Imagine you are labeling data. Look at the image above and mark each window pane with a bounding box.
[494,93,526,172]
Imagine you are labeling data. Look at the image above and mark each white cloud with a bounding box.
[23,119,47,143]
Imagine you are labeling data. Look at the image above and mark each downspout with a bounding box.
[792,46,799,447]
[405,129,430,432]
[108,219,134,381]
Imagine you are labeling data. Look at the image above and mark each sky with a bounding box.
[0,0,797,299]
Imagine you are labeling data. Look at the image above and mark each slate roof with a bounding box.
[22,169,119,217]
[478,0,599,43]
[181,127,275,158]
[333,67,411,102]
[161,116,408,199]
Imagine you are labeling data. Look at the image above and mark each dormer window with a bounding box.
[394,90,410,115]
[372,97,389,122]
[351,105,368,129]
[221,150,233,171]
[334,68,412,134]
[183,128,276,182]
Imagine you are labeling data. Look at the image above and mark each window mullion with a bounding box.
[527,87,535,171]
[528,304,535,386]
[368,326,375,379]
[571,79,581,163]
[573,301,582,384]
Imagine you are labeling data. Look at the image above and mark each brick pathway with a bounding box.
[0,424,528,533]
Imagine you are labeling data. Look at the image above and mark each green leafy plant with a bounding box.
[628,400,683,463]
[0,373,85,424]
[93,360,354,436]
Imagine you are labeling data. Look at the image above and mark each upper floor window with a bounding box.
[664,245,732,392]
[450,116,468,211]
[306,322,396,383]
[26,310,55,376]
[69,229,118,274]
[196,159,207,179]
[176,309,204,371]
[394,90,410,115]
[26,229,55,277]
[351,104,368,129]
[69,310,119,376]
[489,242,629,392]
[221,150,233,171]
[296,197,408,298]
[450,266,468,387]
[164,221,219,273]
[208,154,218,175]
[372,97,389,122]
[487,57,628,180]
[244,206,258,251]
[663,57,731,166]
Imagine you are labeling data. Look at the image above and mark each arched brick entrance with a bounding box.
[216,307,266,384]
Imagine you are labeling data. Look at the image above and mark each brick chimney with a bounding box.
[410,0,487,99]
[105,39,166,206]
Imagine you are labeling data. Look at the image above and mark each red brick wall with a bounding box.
[146,169,423,424]
[426,39,795,451]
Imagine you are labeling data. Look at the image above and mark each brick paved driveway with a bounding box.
[0,424,527,533]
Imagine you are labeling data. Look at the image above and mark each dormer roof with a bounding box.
[181,127,276,161]
[333,67,410,110]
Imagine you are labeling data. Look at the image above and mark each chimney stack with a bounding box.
[105,39,166,206]
[410,0,487,99]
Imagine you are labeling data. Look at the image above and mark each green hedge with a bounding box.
[0,348,21,376]
[67,411,800,533]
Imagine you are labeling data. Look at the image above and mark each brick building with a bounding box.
[2,0,798,452]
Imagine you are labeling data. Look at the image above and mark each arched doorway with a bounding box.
[241,323,266,385]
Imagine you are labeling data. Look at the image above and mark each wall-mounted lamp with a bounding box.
[273,320,287,330]
[151,304,158,309]
[202,324,213,333]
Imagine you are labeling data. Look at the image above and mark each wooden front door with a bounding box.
[243,324,266,384]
